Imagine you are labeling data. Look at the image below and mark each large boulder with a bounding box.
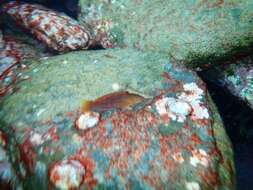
[1,1,112,52]
[0,49,234,189]
[79,0,253,68]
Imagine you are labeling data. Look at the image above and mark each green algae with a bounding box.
[0,1,239,188]
[79,0,253,68]
[241,77,253,102]
[158,121,183,135]
[0,49,235,189]
[208,93,236,189]
[202,55,253,109]
[0,49,168,127]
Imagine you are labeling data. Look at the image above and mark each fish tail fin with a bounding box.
[81,100,92,113]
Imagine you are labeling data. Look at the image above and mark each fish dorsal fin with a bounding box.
[81,100,93,113]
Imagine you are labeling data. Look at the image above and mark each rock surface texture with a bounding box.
[202,55,253,110]
[0,0,240,189]
[0,29,50,97]
[0,49,235,189]
[79,0,253,68]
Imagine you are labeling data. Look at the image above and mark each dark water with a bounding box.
[199,72,253,190]
[1,0,79,18]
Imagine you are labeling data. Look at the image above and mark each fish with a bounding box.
[82,91,146,113]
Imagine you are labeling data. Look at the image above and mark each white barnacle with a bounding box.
[50,159,85,190]
[179,82,204,104]
[190,102,209,120]
[185,181,201,190]
[156,82,209,123]
[155,97,191,123]
[178,83,209,121]
[166,98,191,122]
[76,112,100,130]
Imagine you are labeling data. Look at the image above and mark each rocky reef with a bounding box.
[0,49,234,189]
[201,55,253,110]
[1,0,253,189]
[1,1,112,52]
[79,0,253,68]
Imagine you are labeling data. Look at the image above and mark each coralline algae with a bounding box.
[155,82,209,124]
[0,49,235,189]
[78,0,253,68]
[1,1,112,52]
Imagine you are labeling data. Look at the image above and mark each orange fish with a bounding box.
[82,91,146,113]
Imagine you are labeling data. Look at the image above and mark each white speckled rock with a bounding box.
[2,1,94,52]
[0,49,235,189]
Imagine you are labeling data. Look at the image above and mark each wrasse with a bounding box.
[82,91,146,113]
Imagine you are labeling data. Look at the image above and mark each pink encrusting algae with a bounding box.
[45,79,221,189]
[0,33,50,97]
[0,37,26,96]
[0,61,232,189]
[2,1,113,52]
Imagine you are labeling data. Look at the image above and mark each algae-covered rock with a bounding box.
[0,49,234,189]
[201,55,253,110]
[79,0,253,68]
[0,130,16,190]
[2,1,92,52]
[0,31,50,97]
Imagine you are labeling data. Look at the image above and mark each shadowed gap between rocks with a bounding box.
[198,71,253,190]
[1,0,79,18]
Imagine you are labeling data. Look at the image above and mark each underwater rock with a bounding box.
[49,159,86,189]
[1,1,111,52]
[78,0,253,68]
[0,37,22,75]
[201,55,253,110]
[0,49,234,189]
[0,33,48,97]
[75,112,100,131]
[0,130,15,189]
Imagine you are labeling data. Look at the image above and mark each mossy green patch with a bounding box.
[79,0,253,68]
[0,48,168,128]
